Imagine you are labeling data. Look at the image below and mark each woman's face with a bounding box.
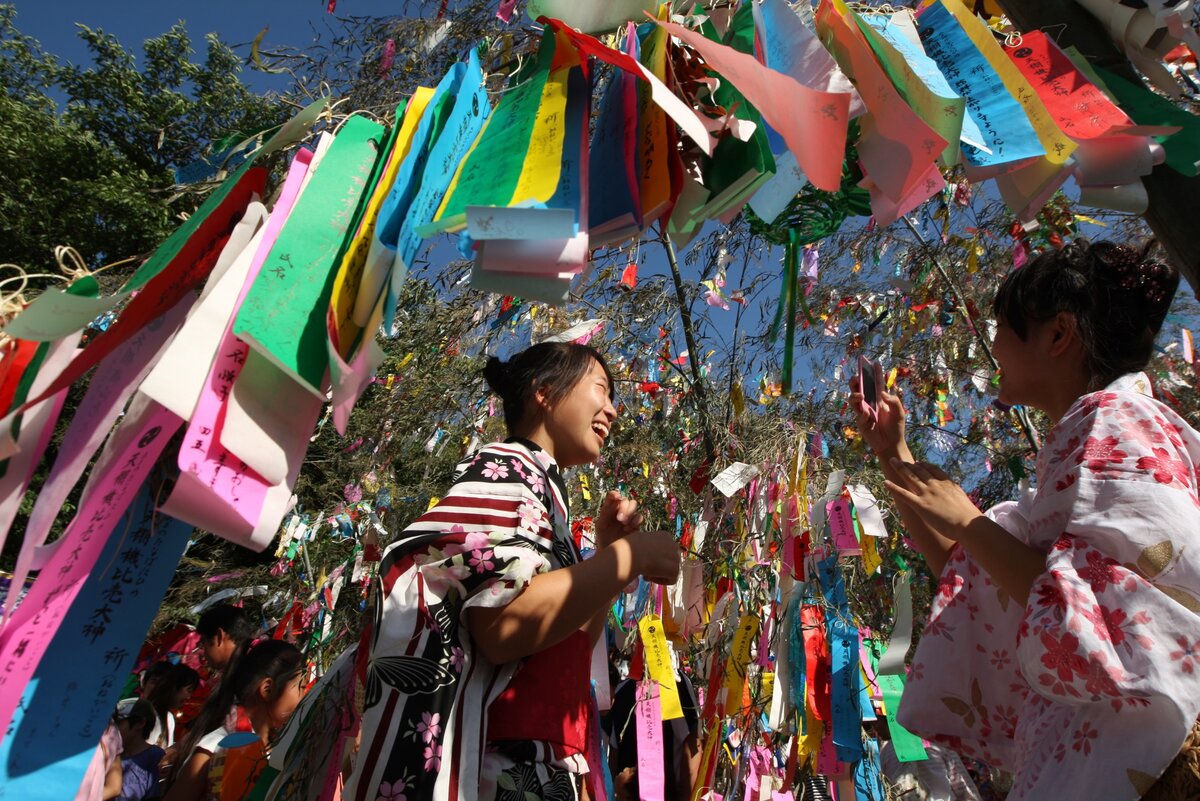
[171,684,195,711]
[267,671,305,730]
[541,359,617,468]
[991,317,1052,407]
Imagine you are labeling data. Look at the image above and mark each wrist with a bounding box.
[950,510,987,542]
[607,536,639,584]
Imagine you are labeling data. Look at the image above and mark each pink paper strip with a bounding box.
[169,149,314,544]
[827,497,860,555]
[815,1,946,205]
[0,335,80,556]
[652,18,850,191]
[0,397,181,735]
[635,680,666,801]
[5,294,193,621]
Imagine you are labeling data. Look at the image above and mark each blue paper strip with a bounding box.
[854,736,887,801]
[915,2,1044,167]
[378,50,490,329]
[0,481,194,800]
[817,555,862,765]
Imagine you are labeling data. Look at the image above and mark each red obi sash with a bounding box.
[486,630,591,758]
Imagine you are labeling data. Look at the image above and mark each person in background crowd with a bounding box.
[76,718,123,801]
[114,699,166,801]
[161,607,259,786]
[142,664,201,748]
[874,720,982,801]
[604,670,702,801]
[854,240,1200,799]
[163,640,305,801]
[195,605,257,676]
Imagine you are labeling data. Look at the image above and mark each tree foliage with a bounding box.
[0,5,283,273]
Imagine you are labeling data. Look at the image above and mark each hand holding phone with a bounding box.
[858,355,880,421]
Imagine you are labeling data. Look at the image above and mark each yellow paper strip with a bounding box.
[639,614,686,720]
[938,0,1075,164]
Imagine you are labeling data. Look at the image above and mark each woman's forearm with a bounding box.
[467,537,638,665]
[956,516,1046,606]
[878,445,957,574]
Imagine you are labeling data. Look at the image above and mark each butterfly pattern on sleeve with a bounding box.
[345,439,580,801]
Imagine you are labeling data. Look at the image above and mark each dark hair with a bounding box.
[118,699,159,740]
[169,641,304,783]
[144,662,200,734]
[196,603,257,643]
[483,342,614,431]
[141,660,172,689]
[992,239,1178,389]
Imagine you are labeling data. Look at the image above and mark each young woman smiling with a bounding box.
[347,342,681,801]
[853,240,1200,800]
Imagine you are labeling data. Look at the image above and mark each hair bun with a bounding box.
[482,355,512,397]
[1100,241,1178,314]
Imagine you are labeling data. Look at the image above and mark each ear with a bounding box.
[1047,311,1080,357]
[532,383,552,413]
[256,676,274,703]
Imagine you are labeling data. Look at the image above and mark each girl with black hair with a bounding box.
[347,342,681,801]
[143,664,200,749]
[163,640,305,801]
[852,240,1200,800]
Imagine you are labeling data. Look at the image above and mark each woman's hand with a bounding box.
[884,459,983,539]
[594,490,643,550]
[849,362,909,459]
[627,530,681,585]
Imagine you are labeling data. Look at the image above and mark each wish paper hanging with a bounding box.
[233,115,385,399]
[588,23,644,246]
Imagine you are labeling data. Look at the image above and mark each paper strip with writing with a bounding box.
[0,394,181,735]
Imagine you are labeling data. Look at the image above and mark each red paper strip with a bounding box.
[1003,30,1135,140]
[12,167,266,414]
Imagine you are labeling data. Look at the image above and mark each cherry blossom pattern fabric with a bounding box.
[344,439,578,801]
[899,373,1200,800]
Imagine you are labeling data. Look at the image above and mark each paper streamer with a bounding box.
[0,395,181,737]
[639,614,684,720]
[635,680,667,801]
[5,293,194,622]
[816,0,947,209]
[652,18,848,192]
[0,334,79,552]
[3,166,267,415]
[234,115,385,398]
[915,2,1044,171]
[818,556,862,765]
[0,481,193,798]
[161,148,317,549]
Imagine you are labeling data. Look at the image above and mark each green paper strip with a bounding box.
[782,228,799,393]
[877,673,929,762]
[234,115,386,397]
[1092,65,1200,177]
[435,31,557,227]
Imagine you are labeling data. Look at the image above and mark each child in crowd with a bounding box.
[163,640,305,801]
[114,699,166,801]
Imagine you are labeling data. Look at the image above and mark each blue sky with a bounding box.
[11,1,413,94]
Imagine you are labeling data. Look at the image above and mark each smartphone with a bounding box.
[858,355,880,419]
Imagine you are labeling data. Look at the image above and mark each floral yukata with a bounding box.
[345,439,589,801]
[899,374,1200,800]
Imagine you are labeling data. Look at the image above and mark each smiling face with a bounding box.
[539,358,617,468]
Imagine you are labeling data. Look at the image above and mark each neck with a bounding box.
[248,707,272,742]
[124,736,153,756]
[511,424,557,464]
[1038,371,1093,424]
